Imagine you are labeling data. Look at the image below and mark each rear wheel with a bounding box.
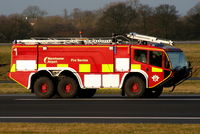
[143,87,163,98]
[33,77,55,98]
[57,77,79,98]
[78,89,97,98]
[124,76,145,98]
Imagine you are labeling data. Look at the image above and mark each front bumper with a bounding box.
[163,67,192,87]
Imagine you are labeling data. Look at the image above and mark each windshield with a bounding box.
[167,52,188,69]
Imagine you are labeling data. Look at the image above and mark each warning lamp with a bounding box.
[79,31,83,38]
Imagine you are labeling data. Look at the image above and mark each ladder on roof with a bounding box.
[127,32,174,46]
[14,38,113,45]
[13,32,174,46]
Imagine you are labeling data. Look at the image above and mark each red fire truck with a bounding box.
[8,33,192,98]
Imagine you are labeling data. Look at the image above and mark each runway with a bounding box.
[0,94,200,123]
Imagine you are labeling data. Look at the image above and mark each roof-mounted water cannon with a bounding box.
[127,32,174,46]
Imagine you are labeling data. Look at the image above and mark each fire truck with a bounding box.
[8,33,192,98]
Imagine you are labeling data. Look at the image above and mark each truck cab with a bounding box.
[160,45,191,88]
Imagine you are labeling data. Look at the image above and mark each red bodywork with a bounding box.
[9,43,172,89]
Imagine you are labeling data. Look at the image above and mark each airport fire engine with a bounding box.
[9,33,192,98]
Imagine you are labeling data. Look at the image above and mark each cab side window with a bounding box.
[134,50,147,64]
[149,51,162,67]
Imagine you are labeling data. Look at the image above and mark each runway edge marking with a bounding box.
[0,116,200,120]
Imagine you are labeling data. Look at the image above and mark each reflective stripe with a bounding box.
[152,67,163,72]
[38,64,46,68]
[102,64,113,72]
[57,64,68,67]
[131,46,164,51]
[79,64,91,72]
[131,64,141,70]
[41,46,110,48]
[10,64,16,72]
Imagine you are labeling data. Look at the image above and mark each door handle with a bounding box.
[146,68,149,71]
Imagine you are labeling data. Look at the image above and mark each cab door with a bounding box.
[147,50,165,88]
[131,48,167,88]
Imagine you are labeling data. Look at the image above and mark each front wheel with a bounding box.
[57,77,79,98]
[33,77,55,98]
[124,76,145,98]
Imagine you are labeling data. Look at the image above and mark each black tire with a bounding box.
[57,77,79,98]
[124,76,145,98]
[33,77,55,98]
[143,87,163,98]
[78,89,97,98]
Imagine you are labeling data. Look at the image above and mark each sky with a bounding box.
[0,0,199,16]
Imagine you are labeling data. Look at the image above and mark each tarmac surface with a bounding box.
[0,94,200,123]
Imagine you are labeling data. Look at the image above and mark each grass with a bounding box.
[0,45,11,81]
[0,123,200,134]
[164,80,200,94]
[176,44,200,77]
[0,83,29,94]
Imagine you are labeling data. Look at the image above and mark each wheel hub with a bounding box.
[131,83,140,93]
[41,83,48,93]
[65,84,72,93]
